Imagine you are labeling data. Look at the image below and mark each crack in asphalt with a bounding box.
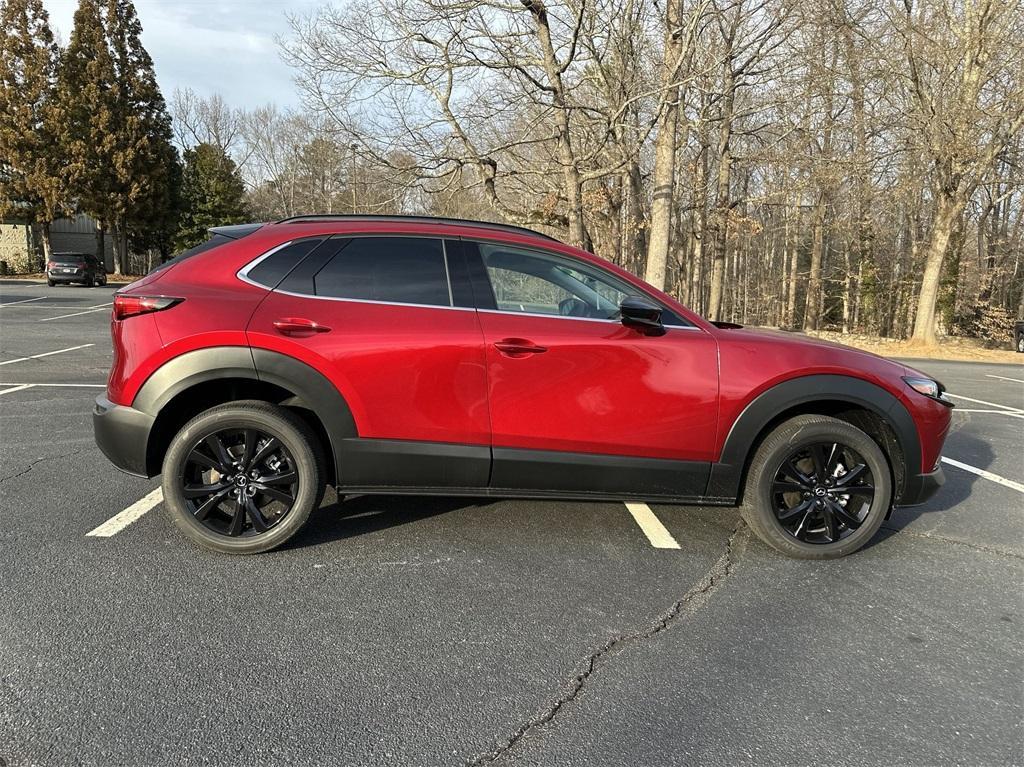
[881,524,1023,560]
[468,520,748,766]
[0,450,85,484]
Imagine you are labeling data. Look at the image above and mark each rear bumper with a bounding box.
[898,464,945,507]
[47,274,84,282]
[93,396,154,477]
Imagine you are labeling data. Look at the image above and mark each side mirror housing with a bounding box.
[619,295,665,336]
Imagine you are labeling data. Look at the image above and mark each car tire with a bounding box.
[84,276,94,287]
[46,279,55,287]
[740,414,892,560]
[161,401,326,554]
[1017,336,1023,353]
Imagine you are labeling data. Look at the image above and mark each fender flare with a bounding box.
[705,374,921,502]
[133,346,357,479]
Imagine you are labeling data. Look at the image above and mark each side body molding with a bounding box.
[706,374,921,503]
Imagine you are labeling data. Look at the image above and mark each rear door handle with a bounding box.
[273,317,331,336]
[494,338,548,357]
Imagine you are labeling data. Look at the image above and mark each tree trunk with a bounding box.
[707,79,734,322]
[645,0,687,290]
[803,195,827,331]
[912,194,962,345]
[36,222,52,271]
[95,221,106,268]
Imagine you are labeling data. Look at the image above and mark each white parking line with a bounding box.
[0,343,95,367]
[941,457,1024,494]
[0,382,105,388]
[0,296,45,307]
[946,392,1023,413]
[86,488,163,537]
[955,408,1024,419]
[624,502,681,549]
[40,304,111,321]
[985,374,1024,385]
[0,383,34,396]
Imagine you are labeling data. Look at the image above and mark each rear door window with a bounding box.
[313,237,452,307]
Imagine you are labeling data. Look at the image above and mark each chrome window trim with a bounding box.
[236,239,298,289]
[477,308,702,329]
[268,287,476,312]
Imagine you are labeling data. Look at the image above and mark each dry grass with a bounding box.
[807,330,1022,364]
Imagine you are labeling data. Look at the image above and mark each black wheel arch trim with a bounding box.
[707,374,921,503]
[131,346,357,480]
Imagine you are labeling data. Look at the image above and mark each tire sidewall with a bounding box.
[161,407,320,554]
[745,418,893,559]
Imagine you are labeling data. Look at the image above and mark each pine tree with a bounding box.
[0,0,63,267]
[104,0,177,273]
[56,0,117,264]
[174,142,248,251]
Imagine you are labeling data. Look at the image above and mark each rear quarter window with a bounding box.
[243,239,325,289]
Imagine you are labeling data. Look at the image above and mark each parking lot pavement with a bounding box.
[1,280,1021,766]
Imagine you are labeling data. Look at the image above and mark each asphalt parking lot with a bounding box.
[1,278,1022,767]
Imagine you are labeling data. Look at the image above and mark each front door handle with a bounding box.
[273,317,331,336]
[494,338,548,357]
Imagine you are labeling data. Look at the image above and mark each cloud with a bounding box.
[44,0,312,110]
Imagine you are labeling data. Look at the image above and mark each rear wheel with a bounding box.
[46,279,55,287]
[740,415,892,559]
[1017,335,1023,353]
[161,401,324,554]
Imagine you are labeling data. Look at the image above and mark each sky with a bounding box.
[43,0,317,110]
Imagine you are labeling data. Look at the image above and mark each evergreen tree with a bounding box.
[0,0,63,267]
[104,0,176,273]
[174,142,248,251]
[56,0,117,263]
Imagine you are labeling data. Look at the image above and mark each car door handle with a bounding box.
[273,318,331,336]
[494,338,548,357]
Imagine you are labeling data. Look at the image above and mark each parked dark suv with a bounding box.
[94,215,952,558]
[47,252,107,287]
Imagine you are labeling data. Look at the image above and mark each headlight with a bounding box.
[903,376,952,405]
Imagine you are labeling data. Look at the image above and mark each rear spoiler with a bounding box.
[208,223,264,240]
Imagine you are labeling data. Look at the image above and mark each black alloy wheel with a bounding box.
[771,442,874,544]
[182,427,299,538]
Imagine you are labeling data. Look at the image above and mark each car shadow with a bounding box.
[282,491,495,550]
[871,428,995,545]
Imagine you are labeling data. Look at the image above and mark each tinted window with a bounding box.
[148,234,232,274]
[314,237,451,307]
[52,254,86,264]
[245,239,324,288]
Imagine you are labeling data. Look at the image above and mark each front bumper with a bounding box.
[93,396,155,477]
[898,464,945,506]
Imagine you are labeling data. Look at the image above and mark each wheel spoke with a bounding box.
[820,504,839,541]
[251,437,281,467]
[227,498,246,536]
[773,479,806,494]
[836,463,868,486]
[239,429,257,470]
[824,443,840,476]
[188,447,228,473]
[183,481,231,499]
[782,458,813,486]
[204,433,234,471]
[810,444,829,481]
[777,499,813,523]
[837,484,874,495]
[193,487,232,520]
[255,484,294,505]
[827,499,863,529]
[244,496,270,532]
[258,470,297,486]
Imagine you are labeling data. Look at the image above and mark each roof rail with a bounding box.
[272,214,559,242]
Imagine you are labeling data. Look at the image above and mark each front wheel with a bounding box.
[1016,336,1023,353]
[740,414,892,559]
[161,401,324,554]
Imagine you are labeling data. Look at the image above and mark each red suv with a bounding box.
[94,215,952,558]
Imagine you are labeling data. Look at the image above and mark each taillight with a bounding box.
[113,294,183,320]
[46,261,55,270]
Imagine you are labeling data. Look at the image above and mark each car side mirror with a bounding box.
[619,296,665,336]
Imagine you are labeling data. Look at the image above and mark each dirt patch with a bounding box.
[807,330,1022,364]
